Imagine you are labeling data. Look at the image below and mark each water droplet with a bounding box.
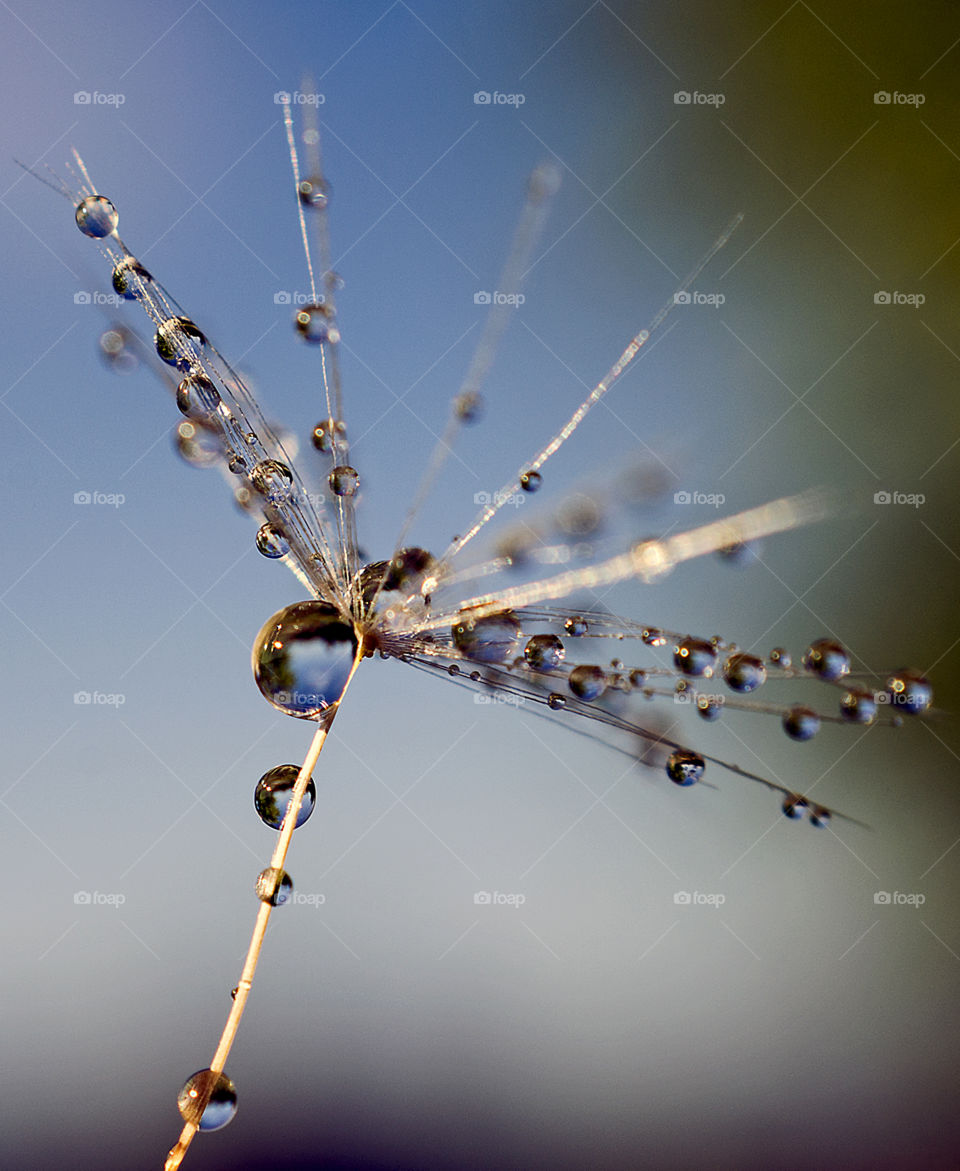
[254,764,316,830]
[311,418,346,453]
[98,326,138,375]
[447,664,460,677]
[252,601,358,718]
[642,627,668,647]
[568,664,607,701]
[840,689,876,725]
[782,794,808,820]
[666,749,705,786]
[673,637,717,678]
[782,705,820,741]
[111,255,152,300]
[176,373,221,420]
[564,616,588,637]
[885,669,932,715]
[176,1069,237,1131]
[294,302,339,345]
[722,653,767,693]
[155,317,206,371]
[769,647,792,669]
[227,453,247,475]
[520,470,541,493]
[716,539,761,567]
[256,866,293,906]
[696,695,724,721]
[387,547,434,588]
[256,523,290,559]
[454,391,483,423]
[75,195,118,238]
[808,805,830,828]
[250,459,294,503]
[452,611,521,664]
[547,693,566,711]
[557,494,601,536]
[523,634,565,671]
[298,175,330,208]
[329,465,359,497]
[175,421,221,468]
[802,638,850,681]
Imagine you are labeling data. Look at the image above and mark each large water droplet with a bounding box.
[674,637,717,678]
[75,195,118,238]
[252,601,358,718]
[524,634,565,671]
[155,317,206,371]
[176,1069,237,1131]
[568,664,606,701]
[256,523,290,559]
[254,764,317,830]
[111,255,153,300]
[802,638,850,681]
[840,689,876,725]
[452,611,521,663]
[666,749,705,786]
[329,465,359,497]
[256,867,293,906]
[885,669,932,714]
[782,705,820,741]
[722,653,767,693]
[176,373,221,421]
[294,302,339,345]
[250,459,294,503]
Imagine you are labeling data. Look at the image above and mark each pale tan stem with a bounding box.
[165,645,363,1170]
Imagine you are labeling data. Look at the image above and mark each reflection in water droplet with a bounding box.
[254,764,316,830]
[782,705,820,741]
[155,317,206,371]
[520,470,542,493]
[452,612,521,664]
[176,1069,237,1131]
[564,617,588,637]
[111,255,152,300]
[840,690,876,725]
[722,653,767,693]
[256,523,290,559]
[329,465,359,497]
[256,867,293,906]
[311,419,346,453]
[75,195,118,238]
[252,601,358,718]
[885,669,932,715]
[674,637,717,678]
[568,664,606,701]
[295,302,339,345]
[769,647,792,669]
[802,638,850,681]
[176,374,221,420]
[547,693,566,710]
[250,460,294,503]
[523,634,565,671]
[666,749,705,786]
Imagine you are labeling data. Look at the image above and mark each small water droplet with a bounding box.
[722,653,767,693]
[311,418,346,453]
[642,627,668,647]
[696,696,724,721]
[250,459,294,503]
[808,805,830,828]
[547,693,566,711]
[176,373,221,420]
[111,255,153,300]
[230,987,238,1000]
[523,634,565,671]
[329,465,359,497]
[256,523,290,559]
[673,637,717,678]
[176,1069,237,1131]
[564,616,588,637]
[840,689,876,725]
[454,391,484,423]
[782,794,808,820]
[568,664,607,701]
[665,749,705,786]
[885,669,932,714]
[75,195,118,238]
[298,175,330,208]
[155,316,206,371]
[716,539,761,567]
[227,453,247,475]
[782,705,820,741]
[294,302,339,345]
[452,612,521,664]
[447,664,460,677]
[256,866,293,906]
[254,764,316,830]
[802,638,850,681]
[520,470,541,493]
[769,647,792,669]
[252,601,358,718]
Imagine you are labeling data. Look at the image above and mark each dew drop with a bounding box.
[111,255,153,300]
[250,459,294,503]
[447,664,460,677]
[673,637,717,678]
[227,453,247,475]
[294,302,339,345]
[454,391,484,424]
[802,638,850,681]
[885,669,932,715]
[696,695,724,721]
[256,866,293,906]
[722,653,767,693]
[524,634,565,671]
[809,805,831,828]
[564,616,588,637]
[176,1069,237,1131]
[666,749,705,786]
[311,418,346,453]
[254,764,316,830]
[716,539,761,567]
[155,316,206,371]
[252,601,358,718]
[568,664,607,701]
[520,470,542,493]
[782,794,808,820]
[782,705,820,741]
[75,195,118,238]
[176,373,221,421]
[256,523,290,559]
[547,693,566,711]
[769,647,792,669]
[840,689,877,725]
[298,175,330,208]
[642,627,668,647]
[329,465,359,497]
[452,611,521,664]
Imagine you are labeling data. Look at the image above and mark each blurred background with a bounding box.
[1,2,958,1168]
